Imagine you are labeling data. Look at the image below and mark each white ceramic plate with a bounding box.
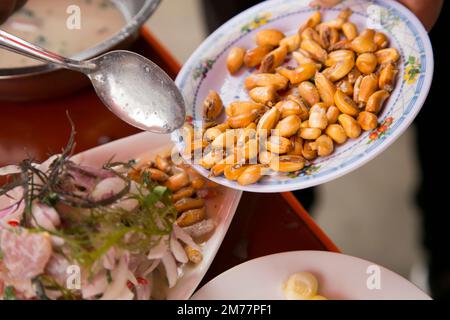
[191,251,431,300]
[72,132,242,299]
[173,0,433,192]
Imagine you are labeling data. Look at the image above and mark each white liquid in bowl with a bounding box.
[0,0,125,68]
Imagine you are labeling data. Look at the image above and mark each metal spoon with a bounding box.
[0,29,186,133]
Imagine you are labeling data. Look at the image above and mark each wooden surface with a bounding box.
[0,28,338,283]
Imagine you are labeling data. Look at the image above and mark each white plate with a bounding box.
[173,0,433,192]
[191,251,431,300]
[72,132,242,299]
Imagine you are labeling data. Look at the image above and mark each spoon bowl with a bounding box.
[0,30,185,133]
[88,51,186,133]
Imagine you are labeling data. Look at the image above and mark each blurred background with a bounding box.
[147,0,426,290]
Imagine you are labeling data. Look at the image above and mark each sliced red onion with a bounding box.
[181,219,215,240]
[33,154,60,173]
[147,235,169,260]
[82,271,109,299]
[0,200,21,219]
[91,177,127,202]
[170,235,188,264]
[142,259,160,277]
[0,165,21,176]
[127,269,138,286]
[100,256,129,300]
[102,247,116,270]
[30,202,61,231]
[116,286,134,300]
[172,224,200,251]
[161,252,178,288]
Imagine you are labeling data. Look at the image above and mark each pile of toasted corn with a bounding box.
[130,154,216,263]
[182,8,400,186]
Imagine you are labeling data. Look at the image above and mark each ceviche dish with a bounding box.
[0,129,216,300]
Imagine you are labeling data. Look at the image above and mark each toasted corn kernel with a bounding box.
[256,106,281,135]
[356,53,378,74]
[288,136,304,156]
[211,130,238,148]
[227,47,246,74]
[245,73,289,91]
[342,22,358,40]
[337,79,354,96]
[338,114,361,139]
[265,135,292,154]
[276,63,317,85]
[176,207,206,227]
[204,123,229,142]
[228,110,259,128]
[374,32,389,49]
[301,27,321,43]
[223,164,247,180]
[347,67,361,84]
[310,134,334,157]
[270,154,306,173]
[191,176,206,189]
[244,46,273,68]
[166,171,191,192]
[298,81,320,107]
[319,25,340,49]
[226,101,264,117]
[174,197,205,213]
[358,73,379,104]
[326,50,355,67]
[309,107,328,130]
[143,168,169,182]
[260,45,288,73]
[298,11,321,34]
[325,124,347,144]
[353,75,363,103]
[155,155,171,173]
[199,150,222,169]
[359,28,375,40]
[329,39,351,51]
[249,86,279,106]
[326,106,341,124]
[280,33,301,52]
[258,151,274,165]
[350,35,377,53]
[328,57,355,82]
[338,8,353,21]
[203,90,224,120]
[320,17,346,30]
[375,48,400,65]
[237,165,263,186]
[302,140,318,160]
[256,29,285,47]
[185,246,203,264]
[365,90,390,114]
[315,72,336,107]
[275,115,302,137]
[378,63,398,92]
[292,50,321,68]
[243,139,259,160]
[299,127,322,140]
[357,111,378,131]
[300,39,328,63]
[276,99,309,120]
[172,186,195,203]
[334,89,359,116]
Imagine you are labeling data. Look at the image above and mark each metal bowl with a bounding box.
[0,0,161,101]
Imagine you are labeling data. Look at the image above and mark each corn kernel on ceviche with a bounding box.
[0,130,216,300]
[180,8,399,186]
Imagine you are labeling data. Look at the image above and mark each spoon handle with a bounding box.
[0,29,94,72]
